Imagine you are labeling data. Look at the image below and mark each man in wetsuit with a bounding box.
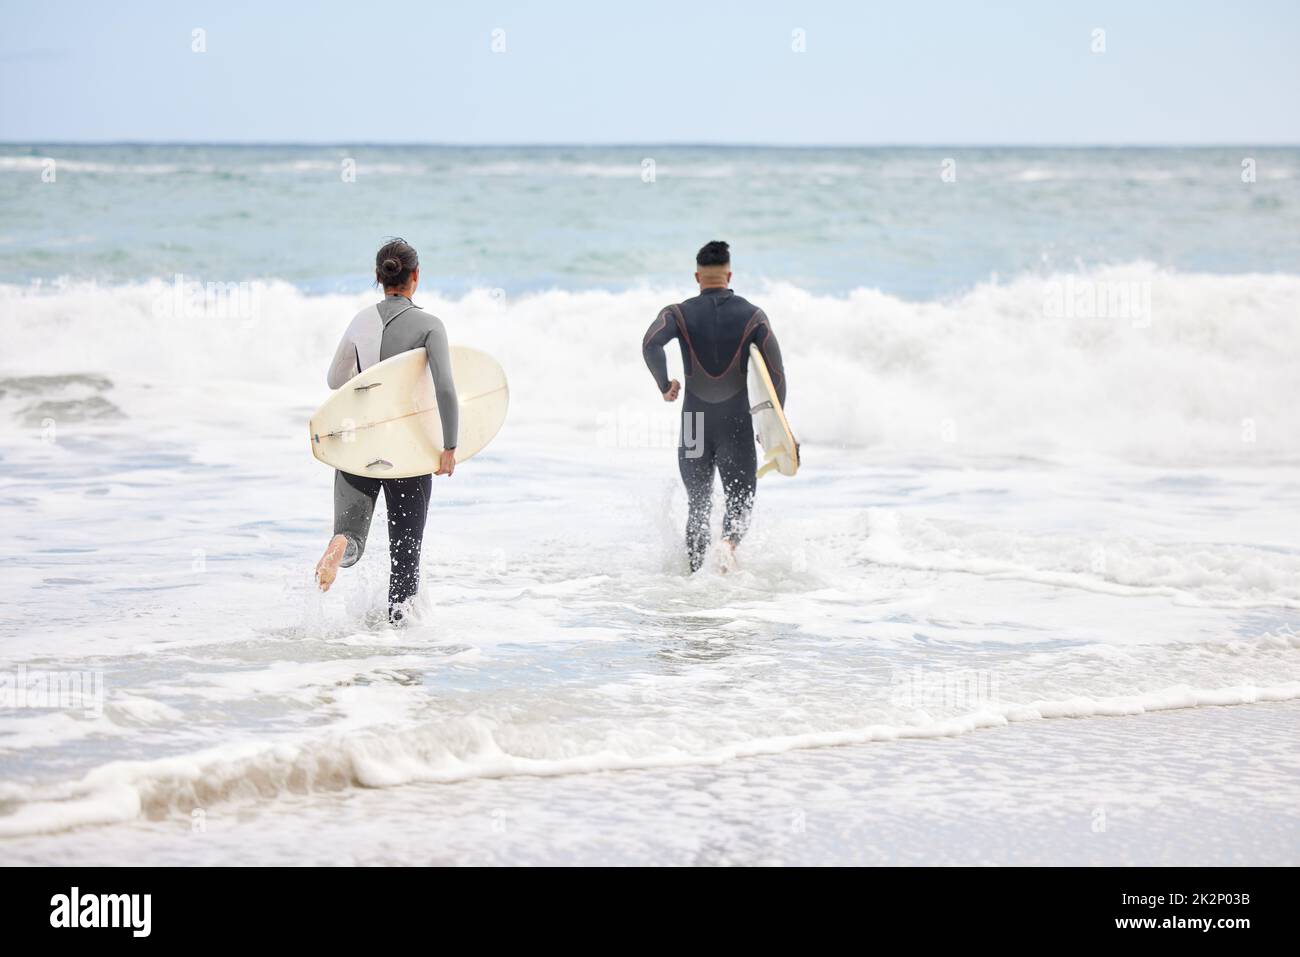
[314,238,458,622]
[642,240,787,572]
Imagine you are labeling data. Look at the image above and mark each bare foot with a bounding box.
[315,534,348,592]
[717,540,738,574]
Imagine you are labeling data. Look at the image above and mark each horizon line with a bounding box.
[2,140,1298,150]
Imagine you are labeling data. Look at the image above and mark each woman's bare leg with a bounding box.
[315,534,349,591]
[317,471,381,592]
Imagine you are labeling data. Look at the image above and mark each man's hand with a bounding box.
[435,448,456,476]
[662,379,681,402]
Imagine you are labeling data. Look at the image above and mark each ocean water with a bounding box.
[1,145,1298,863]
[5,144,1300,296]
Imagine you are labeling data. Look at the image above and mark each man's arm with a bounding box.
[753,312,787,407]
[642,307,679,396]
[423,319,459,450]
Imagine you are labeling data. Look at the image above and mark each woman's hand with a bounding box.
[435,448,456,476]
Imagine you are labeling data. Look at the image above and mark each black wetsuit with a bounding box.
[333,471,431,620]
[642,287,787,571]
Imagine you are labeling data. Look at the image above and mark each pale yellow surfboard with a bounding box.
[747,343,799,478]
[309,346,508,479]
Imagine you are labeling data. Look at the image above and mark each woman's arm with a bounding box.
[423,318,459,450]
[326,333,360,389]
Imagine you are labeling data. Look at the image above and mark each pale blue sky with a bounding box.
[2,0,1296,144]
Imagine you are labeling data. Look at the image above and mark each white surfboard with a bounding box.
[748,343,798,478]
[309,346,508,479]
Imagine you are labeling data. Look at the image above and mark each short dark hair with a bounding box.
[375,238,419,288]
[696,240,730,267]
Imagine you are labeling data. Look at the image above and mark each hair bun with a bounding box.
[375,239,417,288]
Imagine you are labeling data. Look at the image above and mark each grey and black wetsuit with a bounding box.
[326,294,458,620]
[642,287,787,572]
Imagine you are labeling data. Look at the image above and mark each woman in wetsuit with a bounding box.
[313,239,459,622]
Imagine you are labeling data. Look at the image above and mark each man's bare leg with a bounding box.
[315,534,349,591]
